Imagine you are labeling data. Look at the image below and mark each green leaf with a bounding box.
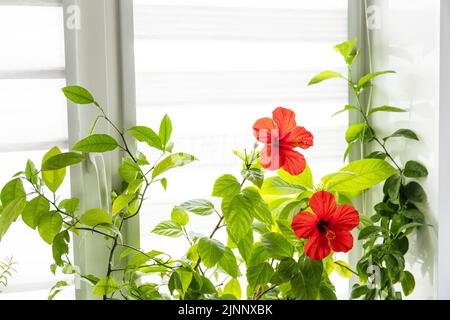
[405,182,427,202]
[224,278,241,299]
[241,187,272,225]
[119,158,141,183]
[171,207,189,225]
[160,178,168,190]
[62,86,95,104]
[298,255,323,299]
[79,209,112,227]
[322,159,397,193]
[179,199,215,216]
[365,151,387,160]
[368,106,407,115]
[345,123,366,143]
[52,231,69,266]
[224,194,254,243]
[350,284,369,299]
[404,161,428,178]
[384,129,419,141]
[0,198,26,240]
[212,174,241,198]
[159,114,172,148]
[261,177,306,195]
[401,271,415,296]
[246,262,274,289]
[1,178,25,207]
[151,220,183,237]
[72,134,119,152]
[357,70,395,88]
[22,196,49,229]
[261,232,293,260]
[332,105,358,117]
[25,160,38,184]
[358,226,382,240]
[403,207,425,223]
[59,198,80,215]
[308,70,343,85]
[277,164,313,189]
[38,212,63,244]
[128,126,163,150]
[112,193,135,216]
[237,229,254,264]
[241,168,264,189]
[92,277,118,296]
[48,280,69,300]
[152,153,197,178]
[334,261,352,278]
[41,147,66,193]
[279,200,304,221]
[334,38,358,64]
[197,237,226,268]
[41,152,85,171]
[383,174,401,202]
[218,247,239,278]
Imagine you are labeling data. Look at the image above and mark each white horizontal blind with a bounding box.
[133,0,349,297]
[0,0,73,299]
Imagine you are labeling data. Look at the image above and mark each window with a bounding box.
[0,0,73,299]
[132,0,349,297]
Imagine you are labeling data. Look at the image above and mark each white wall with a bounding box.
[366,0,440,299]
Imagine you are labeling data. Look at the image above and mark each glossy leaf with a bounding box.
[62,86,95,104]
[72,134,119,152]
[212,174,241,198]
[218,247,239,278]
[41,147,66,192]
[345,123,366,143]
[22,196,49,229]
[79,209,112,227]
[261,232,293,260]
[41,152,85,171]
[404,161,428,178]
[246,262,274,289]
[334,38,358,64]
[368,106,407,115]
[384,129,419,141]
[38,211,63,244]
[277,164,313,189]
[308,70,343,85]
[159,114,172,148]
[128,126,163,150]
[224,194,254,243]
[1,178,25,207]
[152,153,197,178]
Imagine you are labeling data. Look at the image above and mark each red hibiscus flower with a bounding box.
[291,191,359,260]
[253,107,313,175]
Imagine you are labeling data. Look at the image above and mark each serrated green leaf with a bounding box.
[261,177,305,195]
[261,232,293,260]
[151,220,183,237]
[246,262,274,289]
[224,194,254,243]
[212,174,241,198]
[218,247,239,278]
[179,199,215,216]
[198,237,226,268]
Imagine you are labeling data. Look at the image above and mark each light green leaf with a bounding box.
[334,260,352,278]
[59,198,80,215]
[41,147,66,193]
[171,206,189,225]
[62,86,95,104]
[79,209,112,227]
[279,200,304,221]
[72,134,119,152]
[261,232,293,260]
[277,164,313,189]
[241,168,264,189]
[127,126,163,150]
[48,280,69,300]
[404,160,428,178]
[38,211,63,244]
[261,177,305,195]
[22,196,49,229]
[224,278,241,299]
[218,247,239,278]
[198,237,226,268]
[358,226,383,240]
[368,106,407,115]
[241,187,272,225]
[92,277,118,296]
[246,262,274,289]
[308,70,343,85]
[41,152,85,171]
[152,153,197,178]
[119,158,141,183]
[160,178,167,190]
[112,193,135,216]
[332,105,358,117]
[159,114,172,148]
[179,199,215,216]
[1,178,25,207]
[0,198,27,240]
[52,231,69,266]
[322,159,397,193]
[151,220,183,237]
[212,174,241,198]
[358,70,395,88]
[25,160,38,185]
[334,38,358,64]
[298,255,323,299]
[224,194,254,243]
[345,123,366,143]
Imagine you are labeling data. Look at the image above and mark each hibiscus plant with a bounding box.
[0,39,427,300]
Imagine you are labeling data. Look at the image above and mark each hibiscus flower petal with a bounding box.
[309,191,337,220]
[329,230,354,253]
[329,204,360,231]
[304,233,331,260]
[282,126,314,150]
[291,211,317,239]
[260,145,282,170]
[279,147,306,175]
[272,107,296,139]
[253,117,278,144]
